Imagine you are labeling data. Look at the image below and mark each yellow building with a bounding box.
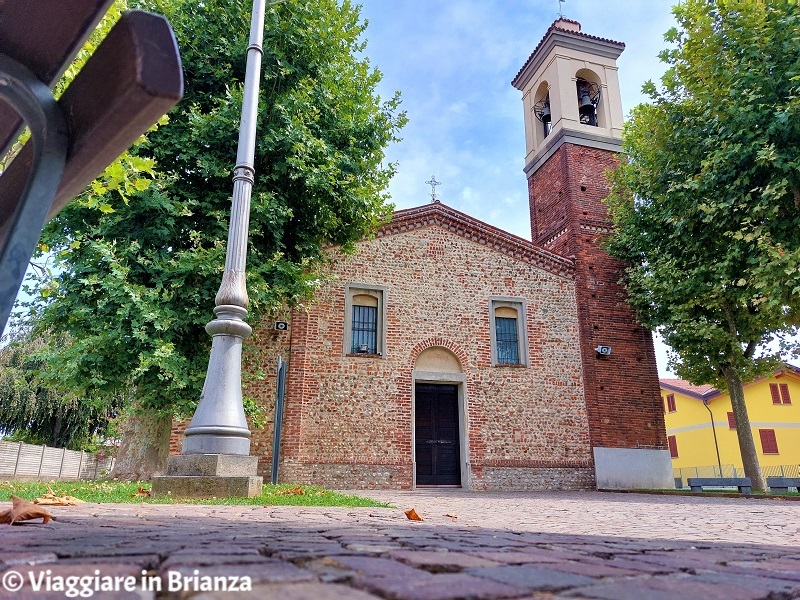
[661,364,800,479]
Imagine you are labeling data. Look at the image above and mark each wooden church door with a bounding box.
[415,383,461,486]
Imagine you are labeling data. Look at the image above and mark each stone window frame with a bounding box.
[488,296,529,367]
[343,283,387,358]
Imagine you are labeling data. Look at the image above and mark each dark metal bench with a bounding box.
[0,0,183,331]
[766,477,800,494]
[687,477,752,494]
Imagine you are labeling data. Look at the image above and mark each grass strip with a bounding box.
[0,481,391,507]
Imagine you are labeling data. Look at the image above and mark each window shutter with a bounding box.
[667,435,678,458]
[666,394,676,412]
[779,383,791,405]
[759,429,779,454]
[727,412,736,429]
[770,383,782,404]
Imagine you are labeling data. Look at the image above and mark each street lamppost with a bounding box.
[703,400,723,477]
[181,0,266,456]
[153,0,269,498]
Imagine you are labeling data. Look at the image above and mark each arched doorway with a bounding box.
[412,347,468,488]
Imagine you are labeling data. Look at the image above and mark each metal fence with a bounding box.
[674,463,799,487]
[0,440,114,480]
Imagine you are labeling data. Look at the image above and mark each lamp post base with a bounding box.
[152,454,263,498]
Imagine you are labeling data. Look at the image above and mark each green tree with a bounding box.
[606,0,800,491]
[28,0,405,478]
[0,0,155,454]
[0,329,122,451]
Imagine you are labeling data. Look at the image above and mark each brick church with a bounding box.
[173,19,673,491]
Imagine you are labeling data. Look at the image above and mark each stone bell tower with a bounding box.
[512,19,672,489]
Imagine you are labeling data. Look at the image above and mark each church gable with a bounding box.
[374,202,575,279]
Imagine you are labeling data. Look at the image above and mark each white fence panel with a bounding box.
[0,441,110,480]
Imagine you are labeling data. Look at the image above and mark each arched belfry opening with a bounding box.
[575,68,603,128]
[533,82,553,143]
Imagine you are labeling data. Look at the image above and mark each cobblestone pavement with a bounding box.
[0,490,798,599]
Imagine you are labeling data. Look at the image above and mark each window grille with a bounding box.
[351,305,377,354]
[495,317,519,364]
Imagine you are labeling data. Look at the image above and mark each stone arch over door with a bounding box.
[411,342,470,489]
[410,338,469,369]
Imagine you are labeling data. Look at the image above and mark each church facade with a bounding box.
[172,19,673,491]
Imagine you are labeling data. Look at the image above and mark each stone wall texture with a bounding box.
[239,203,594,490]
[527,143,667,452]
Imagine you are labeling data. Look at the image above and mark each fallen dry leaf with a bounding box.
[444,514,458,521]
[130,487,151,498]
[404,508,423,521]
[34,488,86,506]
[0,495,52,525]
[277,486,305,496]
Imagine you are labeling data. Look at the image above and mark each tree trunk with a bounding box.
[51,412,63,447]
[720,365,765,492]
[109,409,172,481]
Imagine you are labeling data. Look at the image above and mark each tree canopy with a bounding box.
[0,330,122,450]
[27,0,406,419]
[606,0,800,489]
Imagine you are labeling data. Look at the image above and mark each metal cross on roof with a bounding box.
[425,175,441,203]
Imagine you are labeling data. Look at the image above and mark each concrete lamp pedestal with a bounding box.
[152,455,262,498]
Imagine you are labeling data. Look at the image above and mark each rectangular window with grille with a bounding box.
[759,429,779,454]
[351,305,377,354]
[727,412,736,429]
[344,284,385,358]
[489,297,528,367]
[668,435,678,458]
[495,317,519,364]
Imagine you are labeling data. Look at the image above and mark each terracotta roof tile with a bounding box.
[512,19,625,88]
[660,378,719,400]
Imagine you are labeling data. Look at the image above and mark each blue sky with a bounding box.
[357,0,679,375]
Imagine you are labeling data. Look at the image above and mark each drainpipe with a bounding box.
[704,400,723,476]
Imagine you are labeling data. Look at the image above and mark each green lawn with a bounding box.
[0,480,391,507]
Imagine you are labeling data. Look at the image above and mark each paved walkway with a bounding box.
[0,490,798,599]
